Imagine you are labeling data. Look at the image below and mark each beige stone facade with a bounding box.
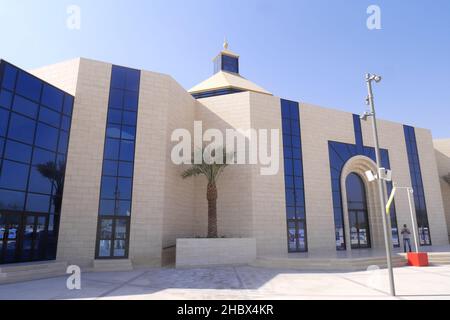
[23,56,449,268]
[434,139,450,242]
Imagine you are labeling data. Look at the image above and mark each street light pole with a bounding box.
[365,73,396,297]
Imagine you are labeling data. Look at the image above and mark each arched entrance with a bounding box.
[345,173,371,249]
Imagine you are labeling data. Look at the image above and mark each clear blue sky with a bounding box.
[1,0,449,137]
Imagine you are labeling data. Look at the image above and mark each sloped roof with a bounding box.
[188,71,272,96]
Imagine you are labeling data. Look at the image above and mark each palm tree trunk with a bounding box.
[206,182,218,238]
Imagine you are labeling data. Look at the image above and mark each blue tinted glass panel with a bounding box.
[102,160,118,176]
[39,107,61,128]
[111,67,126,89]
[61,115,71,132]
[118,162,133,177]
[4,140,32,163]
[106,124,121,139]
[63,95,74,116]
[125,71,140,91]
[101,177,117,199]
[119,140,135,161]
[58,131,69,154]
[117,178,132,200]
[26,193,50,212]
[28,166,53,194]
[222,55,239,73]
[0,160,30,191]
[123,92,138,111]
[7,113,36,144]
[32,148,55,165]
[122,111,137,126]
[0,89,13,109]
[2,64,17,90]
[15,71,42,102]
[41,84,63,112]
[109,89,124,109]
[121,126,135,141]
[0,189,25,210]
[35,123,59,151]
[0,108,8,137]
[99,200,115,216]
[104,139,120,160]
[107,109,122,124]
[12,95,39,119]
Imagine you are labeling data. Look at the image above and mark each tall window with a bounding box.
[95,65,140,259]
[404,125,432,246]
[0,60,74,264]
[281,99,308,252]
[346,173,371,249]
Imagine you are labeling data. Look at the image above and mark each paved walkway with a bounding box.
[1,265,450,300]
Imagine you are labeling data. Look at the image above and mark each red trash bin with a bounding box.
[407,252,429,267]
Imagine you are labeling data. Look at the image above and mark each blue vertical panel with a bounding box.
[403,125,432,246]
[0,60,74,264]
[281,99,307,252]
[96,65,140,259]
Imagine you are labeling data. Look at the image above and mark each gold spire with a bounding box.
[223,38,229,50]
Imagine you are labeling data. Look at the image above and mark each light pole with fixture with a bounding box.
[361,73,396,297]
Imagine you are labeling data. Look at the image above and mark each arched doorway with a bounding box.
[345,173,371,249]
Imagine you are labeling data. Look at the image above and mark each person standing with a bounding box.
[401,224,412,253]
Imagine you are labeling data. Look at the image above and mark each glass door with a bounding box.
[2,214,20,264]
[349,209,371,249]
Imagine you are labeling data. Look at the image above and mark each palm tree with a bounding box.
[444,173,450,185]
[37,160,66,214]
[181,147,231,238]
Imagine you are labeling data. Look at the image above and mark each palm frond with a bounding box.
[444,173,450,185]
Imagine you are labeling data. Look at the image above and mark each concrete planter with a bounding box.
[176,238,257,268]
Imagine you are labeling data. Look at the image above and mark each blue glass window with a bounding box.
[58,131,69,154]
[0,189,25,210]
[281,99,307,253]
[0,108,8,137]
[404,125,431,245]
[32,148,55,165]
[4,140,32,163]
[39,107,61,128]
[0,60,74,264]
[0,160,30,191]
[221,55,239,74]
[119,140,135,162]
[41,84,63,112]
[26,193,50,212]
[35,123,59,151]
[96,65,140,260]
[8,113,36,144]
[28,166,53,194]
[12,95,38,119]
[2,64,17,91]
[15,71,42,102]
[63,95,74,116]
[104,139,120,160]
[61,115,71,132]
[0,89,13,109]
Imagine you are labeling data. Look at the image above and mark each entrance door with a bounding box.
[346,173,371,249]
[349,210,371,249]
[0,213,20,264]
[0,212,48,264]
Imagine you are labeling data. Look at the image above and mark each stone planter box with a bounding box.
[176,238,257,268]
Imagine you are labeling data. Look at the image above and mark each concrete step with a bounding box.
[0,261,68,285]
[93,259,133,272]
[253,256,407,271]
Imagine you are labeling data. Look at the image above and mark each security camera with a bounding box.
[365,170,377,182]
[374,75,382,83]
